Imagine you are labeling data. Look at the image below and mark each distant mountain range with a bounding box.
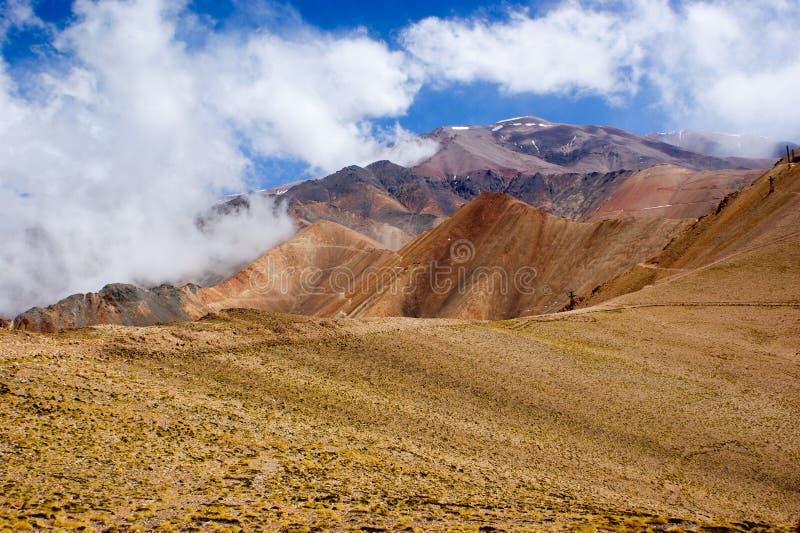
[412,116,772,179]
[10,116,795,331]
[264,117,772,248]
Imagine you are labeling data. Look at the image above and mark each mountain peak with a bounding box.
[413,116,768,180]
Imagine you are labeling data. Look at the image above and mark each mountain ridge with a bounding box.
[9,116,786,331]
[412,117,771,179]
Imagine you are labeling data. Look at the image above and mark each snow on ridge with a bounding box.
[450,126,470,130]
[497,116,527,123]
[491,125,503,132]
[497,116,553,125]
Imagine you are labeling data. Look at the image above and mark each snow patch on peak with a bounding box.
[497,116,527,124]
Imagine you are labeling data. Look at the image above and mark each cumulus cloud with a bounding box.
[194,24,436,170]
[402,2,640,98]
[0,0,434,317]
[402,0,800,140]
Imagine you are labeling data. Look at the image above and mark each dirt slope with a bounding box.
[334,193,686,319]
[1,304,797,530]
[198,220,396,316]
[584,160,800,306]
[584,164,762,221]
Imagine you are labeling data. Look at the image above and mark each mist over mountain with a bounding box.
[648,130,798,159]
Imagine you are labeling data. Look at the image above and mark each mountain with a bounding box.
[197,220,396,316]
[5,129,798,531]
[411,116,769,179]
[647,130,797,159]
[204,117,776,253]
[209,118,770,251]
[12,221,395,332]
[582,157,800,307]
[12,198,686,330]
[11,117,780,331]
[329,193,686,319]
[13,283,209,333]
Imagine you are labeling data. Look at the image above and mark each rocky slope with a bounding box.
[13,283,209,333]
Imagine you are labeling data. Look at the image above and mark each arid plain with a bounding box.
[2,207,798,531]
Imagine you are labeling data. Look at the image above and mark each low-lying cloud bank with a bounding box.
[0,0,797,316]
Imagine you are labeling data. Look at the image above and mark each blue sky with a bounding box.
[1,0,798,188]
[3,0,667,141]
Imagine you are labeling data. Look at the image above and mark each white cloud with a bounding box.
[0,0,435,317]
[402,0,800,140]
[195,27,436,170]
[402,2,638,97]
